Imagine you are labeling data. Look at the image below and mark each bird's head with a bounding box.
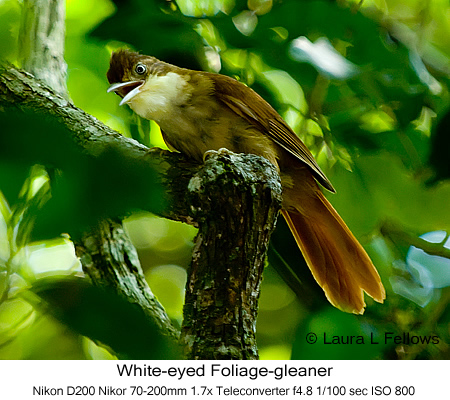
[107,49,170,106]
[106,49,191,120]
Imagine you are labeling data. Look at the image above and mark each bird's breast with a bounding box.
[129,73,279,164]
[158,102,246,162]
[164,105,279,166]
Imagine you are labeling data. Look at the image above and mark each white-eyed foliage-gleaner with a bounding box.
[107,49,385,314]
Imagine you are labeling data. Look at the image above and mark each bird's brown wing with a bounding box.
[209,73,335,192]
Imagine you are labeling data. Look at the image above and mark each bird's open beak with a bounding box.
[107,80,144,106]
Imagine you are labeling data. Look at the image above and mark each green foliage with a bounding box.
[92,0,206,70]
[0,0,449,360]
[27,277,178,359]
[0,110,164,241]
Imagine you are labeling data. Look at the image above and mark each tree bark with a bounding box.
[181,150,282,359]
[0,64,283,359]
[75,218,179,339]
[19,0,68,99]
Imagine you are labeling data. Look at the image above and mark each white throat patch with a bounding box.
[126,72,190,121]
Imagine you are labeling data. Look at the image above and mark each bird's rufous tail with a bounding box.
[281,192,385,314]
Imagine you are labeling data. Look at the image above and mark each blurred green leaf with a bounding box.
[0,110,164,241]
[32,143,165,240]
[328,151,450,238]
[28,277,178,359]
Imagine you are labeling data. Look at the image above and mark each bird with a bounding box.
[106,49,385,314]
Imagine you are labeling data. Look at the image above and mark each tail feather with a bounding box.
[281,192,385,314]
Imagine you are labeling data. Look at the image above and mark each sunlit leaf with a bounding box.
[289,37,360,80]
[233,10,258,37]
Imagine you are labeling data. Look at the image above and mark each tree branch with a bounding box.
[75,218,179,339]
[0,64,283,359]
[381,220,450,259]
[181,150,282,359]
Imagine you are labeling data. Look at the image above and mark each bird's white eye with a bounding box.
[135,63,147,75]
